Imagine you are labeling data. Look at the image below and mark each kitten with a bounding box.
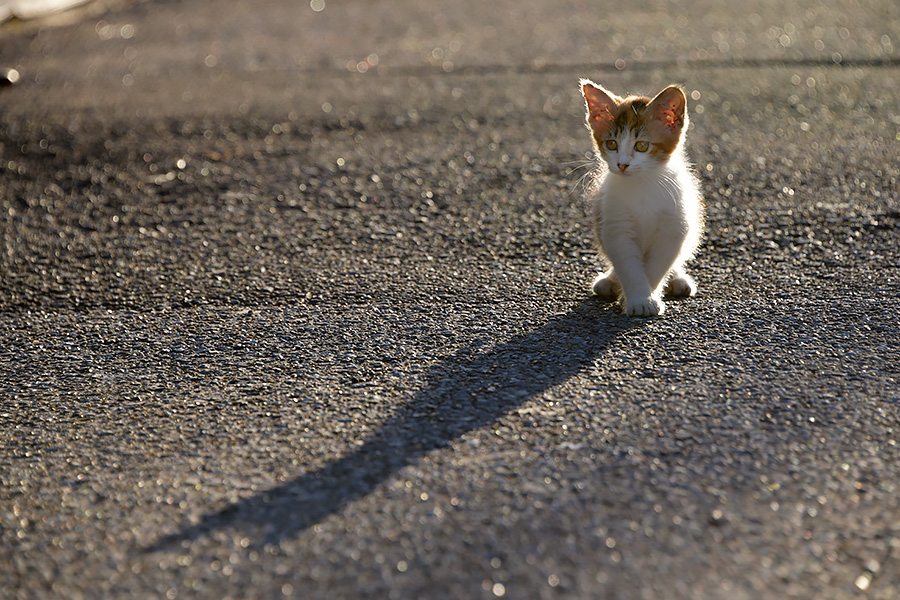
[580,80,704,316]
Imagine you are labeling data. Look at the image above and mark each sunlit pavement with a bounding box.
[2,1,899,598]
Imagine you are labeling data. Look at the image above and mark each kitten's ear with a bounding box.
[647,85,687,142]
[581,80,617,136]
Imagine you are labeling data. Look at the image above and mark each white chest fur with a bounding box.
[594,160,697,255]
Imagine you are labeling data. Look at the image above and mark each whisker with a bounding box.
[560,158,596,166]
[564,161,596,176]
[567,161,602,197]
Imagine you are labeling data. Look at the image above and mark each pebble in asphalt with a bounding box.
[1,1,899,598]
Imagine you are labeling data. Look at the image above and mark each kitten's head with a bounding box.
[581,80,688,177]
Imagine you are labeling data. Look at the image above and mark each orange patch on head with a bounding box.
[617,96,651,131]
[649,140,678,156]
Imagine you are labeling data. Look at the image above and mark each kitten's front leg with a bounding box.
[603,242,663,317]
[642,229,690,308]
[623,292,664,317]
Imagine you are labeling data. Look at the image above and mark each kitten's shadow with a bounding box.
[148,297,639,550]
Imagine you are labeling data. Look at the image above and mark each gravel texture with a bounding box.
[1,1,899,598]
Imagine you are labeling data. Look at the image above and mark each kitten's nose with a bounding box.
[617,163,628,174]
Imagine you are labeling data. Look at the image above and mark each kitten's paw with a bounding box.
[591,273,621,298]
[624,296,665,317]
[665,274,697,298]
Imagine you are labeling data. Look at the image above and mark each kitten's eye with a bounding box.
[605,140,618,151]
[635,141,649,152]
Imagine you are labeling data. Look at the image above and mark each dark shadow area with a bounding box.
[148,298,639,550]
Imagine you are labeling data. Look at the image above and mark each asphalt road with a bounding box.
[2,1,900,598]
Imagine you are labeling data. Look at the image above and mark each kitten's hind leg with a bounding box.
[591,269,621,299]
[664,268,697,298]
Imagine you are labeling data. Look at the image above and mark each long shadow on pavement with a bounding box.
[148,297,639,550]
